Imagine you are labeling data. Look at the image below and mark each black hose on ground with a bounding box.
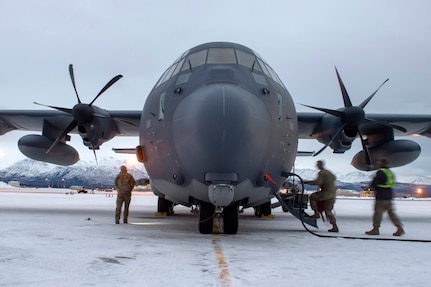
[285,172,431,243]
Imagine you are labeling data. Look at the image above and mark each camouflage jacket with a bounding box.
[307,168,337,196]
[115,171,136,195]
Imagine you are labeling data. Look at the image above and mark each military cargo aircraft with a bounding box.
[0,42,429,234]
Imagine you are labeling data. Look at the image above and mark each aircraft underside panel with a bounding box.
[151,178,272,208]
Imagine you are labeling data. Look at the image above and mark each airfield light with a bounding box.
[417,188,422,198]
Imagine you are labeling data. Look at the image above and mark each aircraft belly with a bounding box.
[190,178,271,204]
[150,179,191,206]
[152,176,272,209]
[231,179,272,206]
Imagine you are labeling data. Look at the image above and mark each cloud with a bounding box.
[0,1,430,176]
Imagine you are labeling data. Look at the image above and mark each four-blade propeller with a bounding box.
[34,64,123,163]
[302,67,406,168]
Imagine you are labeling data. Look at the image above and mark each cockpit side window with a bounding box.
[236,50,262,72]
[181,50,207,71]
[257,58,285,88]
[155,67,171,88]
[155,59,184,88]
[257,58,271,78]
[207,48,236,64]
[266,65,284,87]
[162,64,177,83]
[172,58,185,76]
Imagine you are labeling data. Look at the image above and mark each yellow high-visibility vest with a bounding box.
[377,168,395,188]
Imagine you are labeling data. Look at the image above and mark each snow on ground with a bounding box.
[0,188,430,287]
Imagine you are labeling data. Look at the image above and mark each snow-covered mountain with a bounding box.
[1,159,431,188]
[294,169,374,183]
[295,168,431,185]
[0,158,148,188]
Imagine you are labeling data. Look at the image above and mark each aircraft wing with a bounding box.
[0,109,141,165]
[297,112,431,170]
[297,112,431,139]
[0,109,141,136]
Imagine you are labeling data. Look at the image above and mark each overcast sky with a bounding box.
[1,1,430,176]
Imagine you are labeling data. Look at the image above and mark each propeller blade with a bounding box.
[89,75,123,106]
[33,102,72,114]
[46,119,77,154]
[358,130,372,169]
[363,118,407,133]
[69,64,82,104]
[313,123,347,157]
[359,78,389,109]
[300,104,344,118]
[335,67,352,108]
[92,145,98,165]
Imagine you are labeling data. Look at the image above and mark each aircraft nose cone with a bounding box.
[173,84,271,183]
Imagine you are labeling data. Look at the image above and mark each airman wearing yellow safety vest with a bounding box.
[365,158,405,236]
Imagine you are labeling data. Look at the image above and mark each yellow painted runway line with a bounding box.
[212,234,232,287]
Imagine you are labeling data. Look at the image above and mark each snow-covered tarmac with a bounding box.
[1,188,430,286]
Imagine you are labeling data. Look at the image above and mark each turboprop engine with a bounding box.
[18,134,79,165]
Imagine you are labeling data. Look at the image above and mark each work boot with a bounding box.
[393,226,405,236]
[365,227,379,235]
[306,211,320,219]
[328,224,339,233]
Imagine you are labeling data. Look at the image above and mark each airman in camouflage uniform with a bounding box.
[304,160,339,232]
[115,165,136,224]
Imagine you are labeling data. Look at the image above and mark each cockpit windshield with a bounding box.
[155,45,284,88]
[207,48,236,64]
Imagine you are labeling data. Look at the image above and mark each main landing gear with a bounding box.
[157,197,174,215]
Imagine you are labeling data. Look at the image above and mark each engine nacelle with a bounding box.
[77,117,117,150]
[18,134,79,166]
[351,139,421,171]
[317,116,357,153]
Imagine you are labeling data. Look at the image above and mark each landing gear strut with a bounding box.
[157,197,174,215]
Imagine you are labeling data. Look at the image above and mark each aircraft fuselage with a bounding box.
[140,42,298,233]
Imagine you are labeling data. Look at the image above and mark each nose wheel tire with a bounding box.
[223,202,239,234]
[199,201,215,234]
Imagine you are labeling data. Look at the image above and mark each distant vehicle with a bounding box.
[8,181,20,188]
[136,178,150,186]
[70,186,87,193]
